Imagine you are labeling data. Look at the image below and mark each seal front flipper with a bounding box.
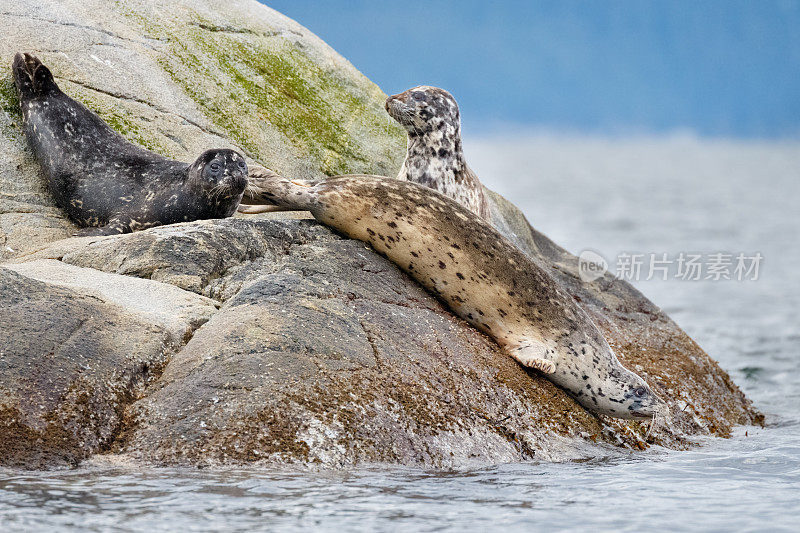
[73,226,120,237]
[507,342,557,374]
[72,218,128,237]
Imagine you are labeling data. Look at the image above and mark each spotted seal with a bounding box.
[244,171,665,419]
[12,53,247,236]
[386,86,491,221]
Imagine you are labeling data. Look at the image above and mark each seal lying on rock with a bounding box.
[386,86,491,222]
[244,172,665,420]
[12,53,248,236]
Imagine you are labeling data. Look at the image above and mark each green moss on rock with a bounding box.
[120,10,404,177]
[67,87,171,157]
[0,75,22,135]
[94,106,170,156]
[0,76,20,118]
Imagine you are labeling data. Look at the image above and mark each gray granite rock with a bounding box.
[0,268,175,467]
[5,259,218,343]
[7,216,760,467]
[0,0,405,260]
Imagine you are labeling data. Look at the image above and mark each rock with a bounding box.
[0,268,174,468]
[23,219,614,466]
[8,215,760,467]
[0,0,760,468]
[5,259,218,343]
[0,0,406,261]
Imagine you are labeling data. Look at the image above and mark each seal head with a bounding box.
[386,85,460,136]
[582,359,663,419]
[188,149,249,204]
[386,86,491,221]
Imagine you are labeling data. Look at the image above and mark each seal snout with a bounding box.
[229,169,248,192]
[385,94,404,118]
[223,162,248,193]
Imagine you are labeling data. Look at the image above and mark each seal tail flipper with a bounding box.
[507,342,557,374]
[12,52,59,101]
[12,52,35,100]
[241,165,286,205]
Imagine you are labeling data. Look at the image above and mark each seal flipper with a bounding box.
[73,226,118,237]
[32,61,59,96]
[237,204,288,214]
[72,217,129,237]
[12,52,35,100]
[507,342,557,374]
[12,52,59,100]
[242,165,317,211]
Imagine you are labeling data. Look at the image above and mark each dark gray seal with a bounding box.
[12,52,247,236]
[386,85,491,221]
[244,171,666,420]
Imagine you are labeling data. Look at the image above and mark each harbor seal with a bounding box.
[244,172,665,420]
[12,53,247,236]
[386,86,491,221]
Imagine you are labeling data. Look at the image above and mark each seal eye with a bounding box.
[209,162,221,172]
[237,160,246,169]
[634,386,647,398]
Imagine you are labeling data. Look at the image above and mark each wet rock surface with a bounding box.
[0,268,173,468]
[0,0,760,468]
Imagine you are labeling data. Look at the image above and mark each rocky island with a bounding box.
[0,0,760,469]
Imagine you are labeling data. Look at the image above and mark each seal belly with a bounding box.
[317,184,528,348]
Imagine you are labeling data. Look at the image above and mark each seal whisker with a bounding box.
[645,403,671,440]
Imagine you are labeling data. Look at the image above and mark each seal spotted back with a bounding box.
[386,86,491,221]
[12,53,248,235]
[245,172,665,419]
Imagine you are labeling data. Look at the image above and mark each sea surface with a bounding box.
[2,136,798,532]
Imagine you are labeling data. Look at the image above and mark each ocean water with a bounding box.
[1,136,798,532]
